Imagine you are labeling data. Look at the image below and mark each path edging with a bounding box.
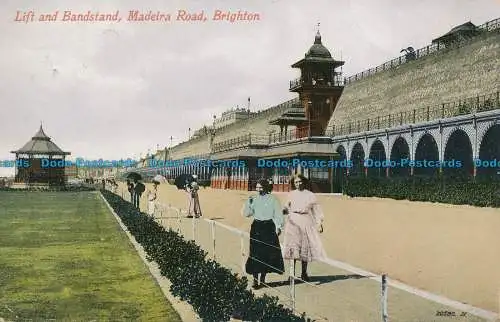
[99,192,201,322]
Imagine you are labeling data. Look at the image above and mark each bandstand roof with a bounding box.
[10,124,71,155]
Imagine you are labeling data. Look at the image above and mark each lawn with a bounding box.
[0,191,181,321]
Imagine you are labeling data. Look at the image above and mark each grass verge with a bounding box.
[0,191,181,321]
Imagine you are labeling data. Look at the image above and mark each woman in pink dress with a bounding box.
[282,174,326,281]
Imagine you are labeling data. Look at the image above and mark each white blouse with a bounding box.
[285,189,324,226]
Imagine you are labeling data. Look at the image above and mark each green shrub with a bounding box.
[101,190,309,322]
[345,175,500,207]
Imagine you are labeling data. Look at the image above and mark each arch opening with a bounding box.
[443,129,473,178]
[414,133,439,176]
[477,124,500,178]
[368,140,386,177]
[390,137,410,176]
[350,143,365,176]
[332,145,347,192]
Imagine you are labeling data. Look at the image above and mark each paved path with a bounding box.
[154,206,490,322]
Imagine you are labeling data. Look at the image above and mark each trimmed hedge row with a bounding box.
[344,175,500,207]
[101,190,309,322]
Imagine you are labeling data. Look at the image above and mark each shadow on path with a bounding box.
[265,274,368,287]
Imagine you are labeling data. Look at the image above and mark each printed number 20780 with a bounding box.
[435,311,467,317]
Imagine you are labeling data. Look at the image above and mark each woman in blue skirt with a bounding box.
[242,178,285,289]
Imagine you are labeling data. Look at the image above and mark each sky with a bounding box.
[0,0,498,176]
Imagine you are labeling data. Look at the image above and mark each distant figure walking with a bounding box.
[186,175,202,218]
[282,174,326,282]
[147,181,158,216]
[133,179,145,210]
[242,179,285,289]
[127,180,134,203]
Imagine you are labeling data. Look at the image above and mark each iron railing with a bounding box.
[327,91,500,137]
[268,128,309,144]
[344,18,500,85]
[289,75,345,90]
[211,133,269,153]
[209,91,500,150]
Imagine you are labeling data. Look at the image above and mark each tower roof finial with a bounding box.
[314,22,322,44]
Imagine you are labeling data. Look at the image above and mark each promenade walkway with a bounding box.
[116,184,498,321]
[159,209,490,321]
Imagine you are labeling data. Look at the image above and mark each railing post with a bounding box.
[176,207,181,234]
[289,260,296,312]
[211,220,216,260]
[240,232,245,274]
[426,106,430,121]
[192,213,196,240]
[412,109,416,123]
[381,274,388,322]
[159,205,164,227]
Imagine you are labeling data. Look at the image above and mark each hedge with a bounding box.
[344,175,500,207]
[100,189,310,322]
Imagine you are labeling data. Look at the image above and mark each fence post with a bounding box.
[176,207,181,234]
[211,220,216,260]
[381,274,388,322]
[192,213,196,241]
[240,232,245,274]
[289,260,296,312]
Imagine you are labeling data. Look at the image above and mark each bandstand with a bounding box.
[10,125,71,187]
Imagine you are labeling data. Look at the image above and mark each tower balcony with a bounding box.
[289,76,345,91]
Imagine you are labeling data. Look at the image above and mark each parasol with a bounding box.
[126,172,142,181]
[153,174,167,184]
[174,174,195,190]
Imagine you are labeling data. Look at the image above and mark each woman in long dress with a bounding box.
[282,174,326,281]
[242,179,285,289]
[146,181,158,217]
[186,175,202,218]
